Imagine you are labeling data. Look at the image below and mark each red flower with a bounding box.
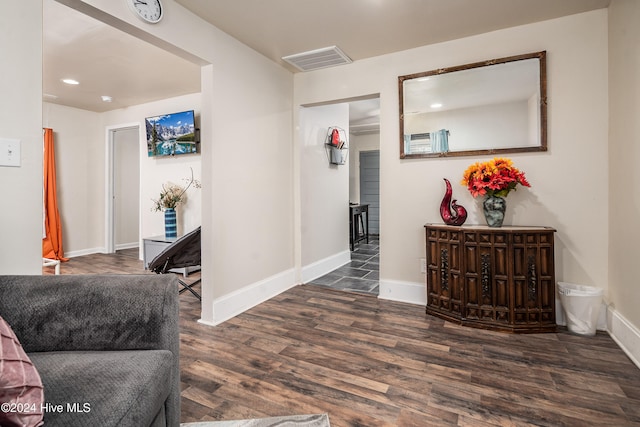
[461,157,530,198]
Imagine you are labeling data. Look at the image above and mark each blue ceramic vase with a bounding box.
[164,208,177,238]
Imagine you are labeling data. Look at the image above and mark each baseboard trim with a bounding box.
[65,244,138,259]
[65,247,106,258]
[208,268,297,326]
[607,307,640,369]
[301,250,351,284]
[115,242,138,251]
[378,279,426,305]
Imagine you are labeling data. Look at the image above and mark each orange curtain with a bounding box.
[42,128,68,261]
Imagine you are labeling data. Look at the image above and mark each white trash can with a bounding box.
[558,282,603,336]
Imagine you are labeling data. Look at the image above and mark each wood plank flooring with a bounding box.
[46,251,640,426]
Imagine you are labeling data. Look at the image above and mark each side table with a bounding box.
[142,235,201,276]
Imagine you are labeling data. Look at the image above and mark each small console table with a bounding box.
[349,204,369,251]
[143,234,200,276]
[424,224,556,333]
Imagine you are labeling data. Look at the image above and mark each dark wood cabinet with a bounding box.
[425,224,556,333]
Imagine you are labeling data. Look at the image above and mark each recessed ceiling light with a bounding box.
[62,78,80,85]
[43,93,58,99]
[431,103,443,109]
[101,95,113,103]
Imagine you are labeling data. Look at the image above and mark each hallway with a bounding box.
[307,236,379,295]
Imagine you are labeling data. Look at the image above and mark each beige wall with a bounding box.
[42,103,104,255]
[8,1,294,325]
[0,1,43,274]
[102,93,203,242]
[608,0,640,330]
[6,2,637,348]
[208,52,294,301]
[43,94,202,256]
[58,1,295,324]
[294,10,610,304]
[299,103,350,278]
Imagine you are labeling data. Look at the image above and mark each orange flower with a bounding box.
[461,157,530,198]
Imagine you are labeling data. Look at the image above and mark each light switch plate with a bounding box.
[0,138,21,167]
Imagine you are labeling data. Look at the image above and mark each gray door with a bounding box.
[359,151,380,235]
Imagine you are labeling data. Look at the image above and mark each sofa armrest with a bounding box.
[0,274,181,426]
[0,274,179,354]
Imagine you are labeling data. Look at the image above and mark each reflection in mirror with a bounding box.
[399,51,546,158]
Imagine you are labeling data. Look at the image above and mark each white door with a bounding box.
[113,127,140,251]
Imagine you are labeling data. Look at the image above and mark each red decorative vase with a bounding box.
[440,178,467,226]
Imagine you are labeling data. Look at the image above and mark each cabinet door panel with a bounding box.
[494,246,508,276]
[496,278,509,308]
[540,246,553,276]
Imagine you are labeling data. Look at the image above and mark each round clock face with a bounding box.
[127,0,163,24]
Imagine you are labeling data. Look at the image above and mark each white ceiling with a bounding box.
[43,0,201,113]
[43,0,610,114]
[174,0,610,71]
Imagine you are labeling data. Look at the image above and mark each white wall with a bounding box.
[294,11,609,308]
[205,52,294,324]
[42,94,201,257]
[42,103,104,256]
[299,104,350,282]
[0,1,43,274]
[102,93,202,241]
[608,0,640,357]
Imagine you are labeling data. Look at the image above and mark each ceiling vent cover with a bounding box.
[282,46,352,72]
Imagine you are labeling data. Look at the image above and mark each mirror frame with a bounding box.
[399,51,547,159]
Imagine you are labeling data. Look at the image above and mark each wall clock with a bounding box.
[126,0,163,24]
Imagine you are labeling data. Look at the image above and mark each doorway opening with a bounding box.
[304,96,381,296]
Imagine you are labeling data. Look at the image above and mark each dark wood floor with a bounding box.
[46,251,640,426]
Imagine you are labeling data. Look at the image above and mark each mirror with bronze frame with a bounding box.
[399,51,547,158]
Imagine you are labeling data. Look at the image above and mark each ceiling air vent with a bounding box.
[282,46,352,72]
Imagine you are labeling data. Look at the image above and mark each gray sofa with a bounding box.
[0,274,180,427]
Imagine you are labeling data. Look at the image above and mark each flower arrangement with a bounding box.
[152,168,201,212]
[461,157,530,198]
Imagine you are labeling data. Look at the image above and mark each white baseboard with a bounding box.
[207,268,297,326]
[65,244,138,259]
[65,247,106,258]
[115,242,138,251]
[378,279,426,305]
[607,307,640,369]
[300,250,351,284]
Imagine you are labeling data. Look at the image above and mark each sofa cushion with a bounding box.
[28,350,173,427]
[0,315,44,427]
